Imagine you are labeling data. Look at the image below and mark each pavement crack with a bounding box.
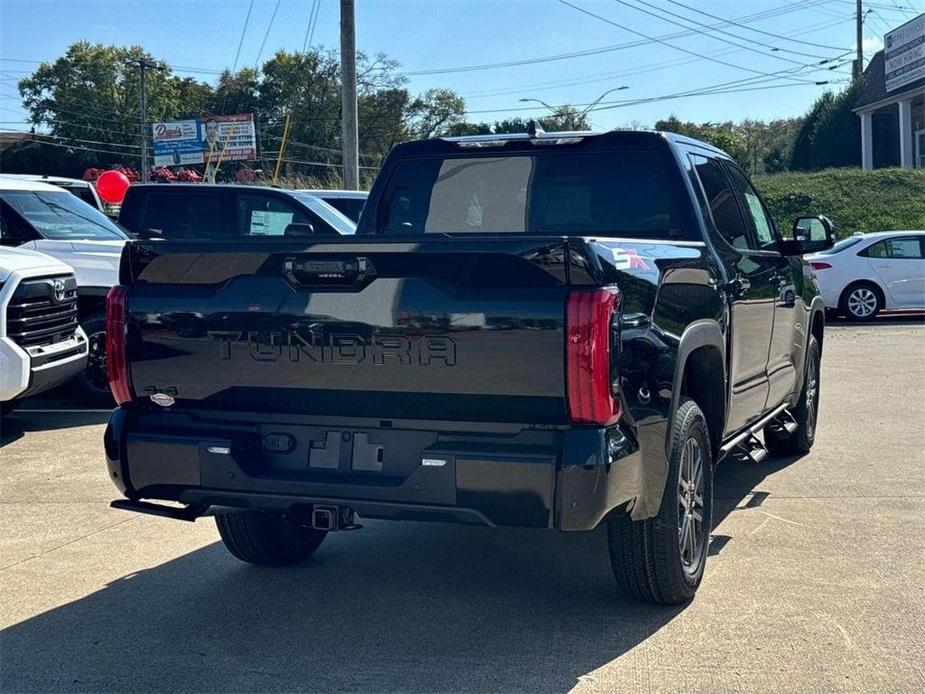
[0,515,139,573]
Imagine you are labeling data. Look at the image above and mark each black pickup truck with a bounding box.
[104,128,833,604]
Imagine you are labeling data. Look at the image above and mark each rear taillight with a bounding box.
[106,285,132,405]
[567,288,621,425]
[810,261,832,271]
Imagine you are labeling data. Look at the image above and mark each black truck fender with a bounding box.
[666,319,726,460]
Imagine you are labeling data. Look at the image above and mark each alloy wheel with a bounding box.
[804,350,820,439]
[847,287,877,319]
[678,436,705,575]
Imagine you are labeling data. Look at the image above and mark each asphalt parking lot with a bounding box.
[1,316,923,693]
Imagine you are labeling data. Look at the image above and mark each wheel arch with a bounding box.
[839,278,886,313]
[667,320,726,460]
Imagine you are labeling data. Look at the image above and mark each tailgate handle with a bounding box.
[284,256,376,286]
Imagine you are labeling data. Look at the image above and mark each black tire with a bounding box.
[607,398,713,605]
[215,510,327,566]
[74,314,115,407]
[765,335,821,456]
[839,281,883,321]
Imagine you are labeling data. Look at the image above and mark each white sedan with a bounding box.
[806,231,925,320]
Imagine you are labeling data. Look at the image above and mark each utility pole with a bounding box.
[127,57,165,182]
[854,0,864,82]
[340,0,359,190]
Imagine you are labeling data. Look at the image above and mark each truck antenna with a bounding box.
[527,119,545,137]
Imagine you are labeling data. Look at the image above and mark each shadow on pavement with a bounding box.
[1,449,804,692]
[0,410,112,448]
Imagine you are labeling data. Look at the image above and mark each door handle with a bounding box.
[726,276,751,297]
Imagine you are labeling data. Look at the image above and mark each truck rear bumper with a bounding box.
[105,407,666,531]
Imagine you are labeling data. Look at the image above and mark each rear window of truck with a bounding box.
[375,151,679,237]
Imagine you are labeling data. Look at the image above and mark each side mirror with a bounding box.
[284,222,315,237]
[781,215,835,255]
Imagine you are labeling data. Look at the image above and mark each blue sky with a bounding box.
[0,0,921,132]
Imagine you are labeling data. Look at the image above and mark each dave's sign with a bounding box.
[151,119,203,167]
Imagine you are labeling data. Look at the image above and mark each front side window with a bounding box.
[690,155,750,250]
[724,165,778,251]
[237,194,307,237]
[376,151,679,237]
[0,191,126,241]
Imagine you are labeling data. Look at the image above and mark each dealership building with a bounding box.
[854,13,925,169]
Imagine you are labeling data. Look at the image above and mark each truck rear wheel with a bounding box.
[607,398,713,605]
[215,510,327,566]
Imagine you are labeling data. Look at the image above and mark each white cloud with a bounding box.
[861,36,885,54]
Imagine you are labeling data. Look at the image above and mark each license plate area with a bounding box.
[258,424,436,483]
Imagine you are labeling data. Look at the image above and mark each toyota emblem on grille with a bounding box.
[52,279,66,303]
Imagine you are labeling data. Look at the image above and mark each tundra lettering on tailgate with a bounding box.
[207,329,457,366]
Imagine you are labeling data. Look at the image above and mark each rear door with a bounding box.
[722,163,798,410]
[690,154,774,433]
[860,235,925,308]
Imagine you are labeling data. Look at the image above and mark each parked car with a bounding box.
[297,189,367,223]
[806,230,925,320]
[118,184,356,239]
[0,175,126,403]
[0,246,88,416]
[0,174,105,212]
[103,128,832,605]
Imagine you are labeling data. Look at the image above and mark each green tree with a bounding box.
[807,81,864,170]
[540,105,590,131]
[17,41,213,169]
[406,88,466,139]
[655,116,749,169]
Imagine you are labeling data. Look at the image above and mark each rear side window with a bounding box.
[861,237,924,259]
[375,151,679,237]
[143,193,220,239]
[690,155,750,250]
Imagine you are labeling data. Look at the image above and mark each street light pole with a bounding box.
[127,57,165,182]
[578,86,629,119]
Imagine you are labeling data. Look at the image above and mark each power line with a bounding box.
[613,0,848,65]
[231,0,255,72]
[558,0,825,84]
[461,63,847,116]
[461,14,853,101]
[663,0,852,51]
[254,0,283,68]
[303,0,322,53]
[397,0,846,76]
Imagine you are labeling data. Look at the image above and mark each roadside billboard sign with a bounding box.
[151,119,203,167]
[885,13,925,92]
[202,113,257,163]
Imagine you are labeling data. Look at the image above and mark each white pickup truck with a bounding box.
[0,246,88,415]
[0,175,126,403]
